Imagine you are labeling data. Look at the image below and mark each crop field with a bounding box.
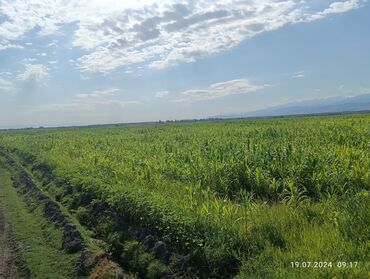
[0,114,369,278]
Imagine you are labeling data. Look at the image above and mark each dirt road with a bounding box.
[0,198,19,279]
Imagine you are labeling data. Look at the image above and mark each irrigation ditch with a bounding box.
[0,148,193,279]
[0,149,127,279]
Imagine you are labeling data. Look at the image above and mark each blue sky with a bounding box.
[0,0,369,128]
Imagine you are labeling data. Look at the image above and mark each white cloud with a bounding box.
[0,0,366,73]
[338,84,370,95]
[155,91,170,98]
[0,77,12,91]
[33,100,140,112]
[17,64,49,82]
[174,79,268,102]
[46,40,58,48]
[23,57,37,63]
[0,71,12,77]
[0,42,23,51]
[292,71,305,79]
[90,100,140,107]
[76,88,120,99]
[73,1,305,73]
[27,85,138,112]
[360,86,370,93]
[308,0,362,21]
[33,103,92,112]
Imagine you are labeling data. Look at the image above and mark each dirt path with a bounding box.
[0,198,19,279]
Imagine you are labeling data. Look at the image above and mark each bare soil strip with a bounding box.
[0,151,127,279]
[0,199,19,279]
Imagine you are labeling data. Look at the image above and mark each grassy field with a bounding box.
[0,114,369,278]
[0,160,82,278]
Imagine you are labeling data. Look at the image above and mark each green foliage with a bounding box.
[0,114,369,278]
[0,164,81,278]
[121,241,167,278]
[146,260,168,279]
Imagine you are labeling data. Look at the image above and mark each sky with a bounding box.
[0,0,369,128]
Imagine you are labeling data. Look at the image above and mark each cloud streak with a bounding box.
[0,77,12,91]
[31,87,138,112]
[76,88,120,99]
[155,91,170,98]
[0,0,367,74]
[17,64,49,82]
[291,71,305,79]
[173,79,268,102]
[0,42,23,51]
[308,0,362,21]
[32,100,140,112]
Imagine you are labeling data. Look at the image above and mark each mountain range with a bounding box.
[213,93,370,119]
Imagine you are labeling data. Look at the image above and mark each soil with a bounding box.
[0,198,19,279]
[0,152,127,279]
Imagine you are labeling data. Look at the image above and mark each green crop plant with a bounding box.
[0,114,369,278]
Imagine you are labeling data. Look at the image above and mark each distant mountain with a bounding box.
[213,94,370,119]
